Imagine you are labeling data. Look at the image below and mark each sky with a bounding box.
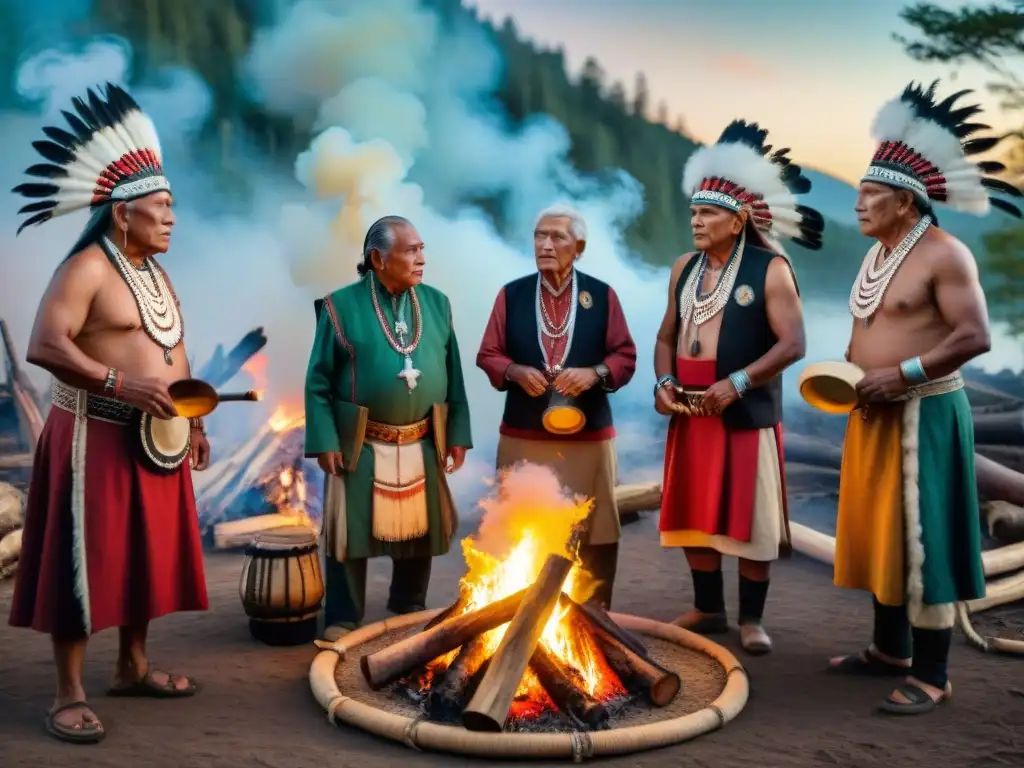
[469,0,1014,184]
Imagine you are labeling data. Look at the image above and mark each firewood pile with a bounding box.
[195,410,321,548]
[359,552,680,733]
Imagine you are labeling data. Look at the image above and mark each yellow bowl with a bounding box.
[798,361,865,414]
[542,404,587,435]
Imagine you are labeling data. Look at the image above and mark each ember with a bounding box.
[359,464,681,732]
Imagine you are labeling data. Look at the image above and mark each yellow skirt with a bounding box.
[833,404,905,607]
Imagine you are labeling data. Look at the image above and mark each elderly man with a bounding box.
[655,121,823,654]
[829,81,1022,715]
[9,84,209,744]
[476,204,636,607]
[305,215,473,641]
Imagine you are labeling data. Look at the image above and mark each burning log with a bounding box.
[461,554,574,732]
[361,589,527,690]
[571,597,649,659]
[424,596,464,630]
[566,602,680,707]
[529,642,610,729]
[426,635,489,719]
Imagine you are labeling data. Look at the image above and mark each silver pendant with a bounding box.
[861,317,871,329]
[164,348,173,365]
[397,355,421,392]
[395,319,409,337]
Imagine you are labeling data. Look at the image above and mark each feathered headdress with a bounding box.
[863,80,1022,218]
[12,82,170,235]
[682,120,825,254]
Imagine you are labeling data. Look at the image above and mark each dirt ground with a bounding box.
[1,512,1022,768]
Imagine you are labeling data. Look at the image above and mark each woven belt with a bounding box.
[51,379,135,425]
[365,418,429,445]
[897,372,964,401]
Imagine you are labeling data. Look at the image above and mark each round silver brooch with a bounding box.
[734,285,755,307]
[579,290,593,309]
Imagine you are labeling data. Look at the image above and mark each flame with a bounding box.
[268,402,306,432]
[242,353,269,391]
[430,463,626,703]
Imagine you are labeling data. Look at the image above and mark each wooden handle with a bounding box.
[217,390,261,403]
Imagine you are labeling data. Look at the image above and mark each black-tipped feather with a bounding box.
[990,198,1023,218]
[18,200,57,215]
[62,109,92,141]
[42,126,77,147]
[981,177,1023,197]
[954,122,990,138]
[32,139,75,165]
[16,211,54,234]
[71,97,99,131]
[12,182,60,198]
[25,163,68,178]
[962,136,1001,155]
[796,205,825,232]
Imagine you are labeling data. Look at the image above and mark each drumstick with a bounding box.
[217,390,262,403]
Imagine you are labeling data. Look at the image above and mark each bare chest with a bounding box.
[862,252,935,322]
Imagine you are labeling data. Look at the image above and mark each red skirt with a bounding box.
[8,405,208,637]
[659,359,787,542]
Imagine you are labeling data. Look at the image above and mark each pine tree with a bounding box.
[632,72,649,118]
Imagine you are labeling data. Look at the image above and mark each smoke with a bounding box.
[2,1,1017,514]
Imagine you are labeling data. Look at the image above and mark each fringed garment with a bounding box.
[659,359,790,562]
[9,382,208,637]
[833,373,985,629]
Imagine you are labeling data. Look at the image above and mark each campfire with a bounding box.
[357,464,681,733]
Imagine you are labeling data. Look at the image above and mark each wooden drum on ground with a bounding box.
[239,525,325,646]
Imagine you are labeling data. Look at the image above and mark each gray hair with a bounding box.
[358,215,412,276]
[534,203,588,245]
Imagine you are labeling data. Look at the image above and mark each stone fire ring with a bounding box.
[309,608,749,760]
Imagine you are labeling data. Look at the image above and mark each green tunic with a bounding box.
[304,275,473,560]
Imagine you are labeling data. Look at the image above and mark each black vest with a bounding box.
[502,271,613,433]
[674,245,790,431]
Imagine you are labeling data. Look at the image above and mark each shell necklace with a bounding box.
[369,272,422,391]
[102,236,183,365]
[678,228,745,356]
[535,269,578,373]
[849,215,932,327]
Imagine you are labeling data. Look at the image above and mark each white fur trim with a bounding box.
[900,398,955,630]
[869,95,989,216]
[70,390,92,636]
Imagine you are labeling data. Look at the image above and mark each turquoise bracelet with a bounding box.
[655,374,678,398]
[899,356,929,385]
[729,369,751,396]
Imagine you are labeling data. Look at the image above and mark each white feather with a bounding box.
[869,94,988,215]
[682,140,805,242]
